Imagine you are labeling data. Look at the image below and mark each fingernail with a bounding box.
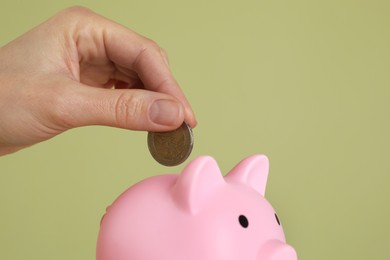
[149,99,183,126]
[185,107,198,127]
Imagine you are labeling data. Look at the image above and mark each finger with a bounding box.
[100,20,197,127]
[133,45,197,128]
[54,7,196,127]
[57,82,185,132]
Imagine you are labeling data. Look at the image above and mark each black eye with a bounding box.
[275,213,281,225]
[239,215,249,228]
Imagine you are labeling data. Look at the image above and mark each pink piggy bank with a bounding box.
[97,155,297,260]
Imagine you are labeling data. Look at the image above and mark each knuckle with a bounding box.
[61,6,93,17]
[133,39,162,69]
[142,40,170,65]
[144,38,160,50]
[143,39,164,57]
[133,39,169,69]
[159,47,169,58]
[52,6,95,26]
[114,91,146,129]
[159,47,170,65]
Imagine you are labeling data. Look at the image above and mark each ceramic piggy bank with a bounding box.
[97,155,297,260]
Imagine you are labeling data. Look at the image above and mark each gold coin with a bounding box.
[147,122,194,166]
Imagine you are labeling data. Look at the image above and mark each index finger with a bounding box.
[100,17,197,127]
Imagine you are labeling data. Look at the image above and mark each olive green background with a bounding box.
[0,0,389,259]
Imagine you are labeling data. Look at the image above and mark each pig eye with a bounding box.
[275,213,281,225]
[239,215,249,228]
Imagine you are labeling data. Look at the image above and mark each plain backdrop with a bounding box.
[0,0,389,259]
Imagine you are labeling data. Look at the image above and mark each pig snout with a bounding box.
[259,240,297,260]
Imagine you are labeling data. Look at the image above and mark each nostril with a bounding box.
[259,240,297,260]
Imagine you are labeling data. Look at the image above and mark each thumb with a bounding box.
[58,84,185,132]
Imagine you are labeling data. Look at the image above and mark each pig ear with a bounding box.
[172,156,224,214]
[225,155,269,196]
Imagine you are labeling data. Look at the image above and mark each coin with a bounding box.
[147,122,194,166]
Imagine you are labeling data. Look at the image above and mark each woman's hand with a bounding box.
[0,6,196,155]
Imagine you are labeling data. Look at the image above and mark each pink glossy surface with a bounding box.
[96,155,297,260]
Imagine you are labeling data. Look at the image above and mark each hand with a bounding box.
[0,6,196,156]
